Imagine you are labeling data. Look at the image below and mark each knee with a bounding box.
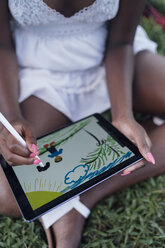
[0,185,21,218]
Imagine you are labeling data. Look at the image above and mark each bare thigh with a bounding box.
[133,51,165,115]
[0,96,70,217]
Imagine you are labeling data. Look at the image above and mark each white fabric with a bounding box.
[153,117,165,126]
[73,199,91,218]
[8,0,158,122]
[41,196,90,229]
[133,26,157,54]
[9,0,119,36]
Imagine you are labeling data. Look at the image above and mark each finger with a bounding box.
[6,135,30,157]
[0,138,35,166]
[134,133,155,164]
[30,152,40,158]
[144,133,152,150]
[121,160,145,175]
[23,125,37,152]
[0,124,30,156]
[142,134,155,164]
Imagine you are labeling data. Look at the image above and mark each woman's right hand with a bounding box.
[0,116,38,166]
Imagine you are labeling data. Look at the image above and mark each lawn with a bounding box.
[1,1,165,247]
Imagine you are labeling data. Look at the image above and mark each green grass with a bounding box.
[81,177,165,248]
[1,1,165,248]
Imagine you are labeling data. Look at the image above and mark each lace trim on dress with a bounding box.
[9,0,119,36]
[41,0,98,19]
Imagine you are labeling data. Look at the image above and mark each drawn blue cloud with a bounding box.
[64,164,89,185]
[61,151,133,193]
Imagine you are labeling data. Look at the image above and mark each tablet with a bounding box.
[0,114,142,222]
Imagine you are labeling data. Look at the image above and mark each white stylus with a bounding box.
[0,112,44,167]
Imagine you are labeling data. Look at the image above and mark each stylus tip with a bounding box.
[39,162,44,167]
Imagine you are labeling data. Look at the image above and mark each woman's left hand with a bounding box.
[112,116,155,175]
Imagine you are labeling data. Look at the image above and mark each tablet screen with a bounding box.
[12,115,135,211]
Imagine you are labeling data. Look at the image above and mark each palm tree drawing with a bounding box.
[80,130,125,170]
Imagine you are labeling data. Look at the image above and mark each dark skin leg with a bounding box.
[133,51,165,115]
[0,51,165,247]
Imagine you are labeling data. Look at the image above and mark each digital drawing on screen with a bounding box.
[13,116,134,210]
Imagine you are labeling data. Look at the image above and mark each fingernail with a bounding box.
[121,171,131,176]
[30,151,40,158]
[30,153,36,158]
[31,144,37,153]
[147,152,155,165]
[33,159,42,165]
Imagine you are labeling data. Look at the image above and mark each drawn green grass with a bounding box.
[23,179,64,210]
[23,179,62,193]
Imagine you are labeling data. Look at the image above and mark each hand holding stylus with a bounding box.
[0,112,44,167]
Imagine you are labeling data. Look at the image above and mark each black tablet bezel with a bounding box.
[0,113,143,222]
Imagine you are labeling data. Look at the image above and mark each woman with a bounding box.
[0,0,165,247]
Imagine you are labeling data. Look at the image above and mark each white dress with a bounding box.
[8,0,157,121]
